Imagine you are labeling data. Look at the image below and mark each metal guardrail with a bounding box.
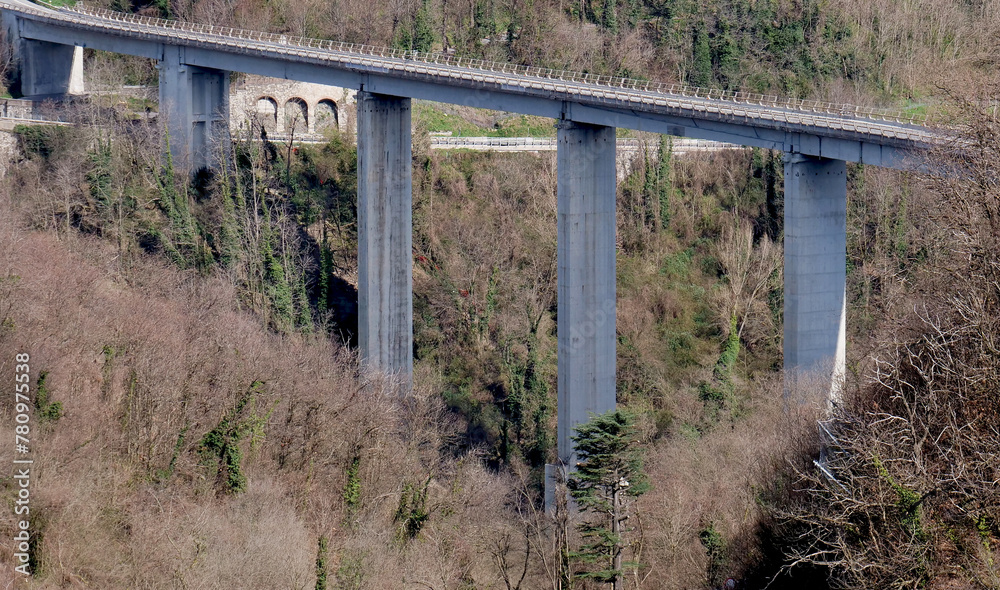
[0,115,71,125]
[429,137,738,151]
[3,0,936,145]
[431,137,558,149]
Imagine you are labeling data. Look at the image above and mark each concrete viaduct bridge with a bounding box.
[0,0,938,473]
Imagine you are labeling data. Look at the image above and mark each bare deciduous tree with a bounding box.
[714,213,782,348]
[770,82,1000,590]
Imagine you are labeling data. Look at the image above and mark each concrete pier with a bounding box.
[356,91,413,390]
[783,153,847,405]
[17,40,78,97]
[556,120,617,468]
[158,46,230,171]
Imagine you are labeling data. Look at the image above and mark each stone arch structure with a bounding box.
[229,76,356,137]
[284,97,308,134]
[255,96,278,132]
[315,99,339,132]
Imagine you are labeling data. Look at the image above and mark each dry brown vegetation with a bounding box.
[0,111,816,588]
[0,164,794,590]
[0,183,523,588]
[753,88,1000,589]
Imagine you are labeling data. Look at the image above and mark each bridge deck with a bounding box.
[0,0,942,169]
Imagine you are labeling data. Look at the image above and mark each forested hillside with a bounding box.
[0,0,997,587]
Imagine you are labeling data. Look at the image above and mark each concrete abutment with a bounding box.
[2,11,84,97]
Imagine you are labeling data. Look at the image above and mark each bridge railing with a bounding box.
[0,114,71,125]
[33,1,930,127]
[428,136,739,150]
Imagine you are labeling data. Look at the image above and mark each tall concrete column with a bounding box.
[783,153,847,405]
[158,45,230,171]
[356,91,413,390]
[556,120,617,468]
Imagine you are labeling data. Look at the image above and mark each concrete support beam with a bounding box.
[556,120,617,468]
[356,91,413,390]
[158,45,230,171]
[783,153,847,405]
[19,39,76,97]
[2,11,85,98]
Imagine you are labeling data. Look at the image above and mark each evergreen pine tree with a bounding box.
[412,0,435,52]
[568,410,649,590]
[601,0,618,34]
[690,22,713,87]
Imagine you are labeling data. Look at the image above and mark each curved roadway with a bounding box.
[1,0,942,167]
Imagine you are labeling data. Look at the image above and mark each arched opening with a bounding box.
[254,96,278,132]
[315,99,339,132]
[284,97,308,134]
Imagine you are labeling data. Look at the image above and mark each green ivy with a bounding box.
[698,522,726,585]
[343,456,362,512]
[198,381,269,494]
[394,479,431,541]
[35,371,64,423]
[315,536,329,590]
[873,454,926,539]
[155,424,190,483]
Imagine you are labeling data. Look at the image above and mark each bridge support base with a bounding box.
[783,153,847,406]
[158,45,230,172]
[556,120,617,470]
[357,91,413,391]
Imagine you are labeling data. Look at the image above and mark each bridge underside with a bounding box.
[5,10,853,480]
